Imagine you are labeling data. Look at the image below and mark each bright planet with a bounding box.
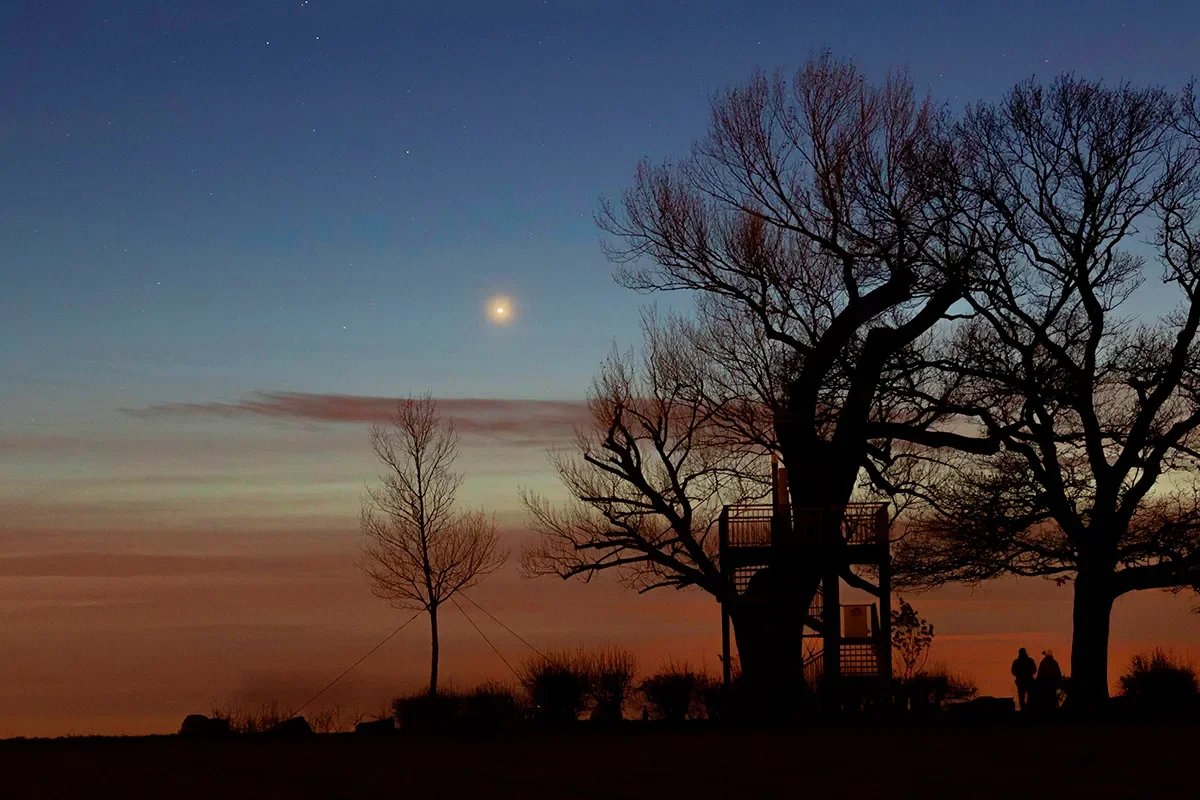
[488,296,514,324]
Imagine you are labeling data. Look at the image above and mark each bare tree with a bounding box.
[526,53,991,700]
[603,54,990,512]
[895,76,1200,710]
[522,314,766,595]
[361,395,508,696]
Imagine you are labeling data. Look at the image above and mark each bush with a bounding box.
[896,664,977,712]
[520,650,592,722]
[586,648,637,721]
[307,704,350,734]
[210,700,288,735]
[641,662,710,721]
[1118,649,1199,713]
[463,681,522,725]
[695,681,726,721]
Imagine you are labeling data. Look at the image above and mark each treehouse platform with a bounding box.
[718,496,892,704]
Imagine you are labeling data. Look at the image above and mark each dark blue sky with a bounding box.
[3,1,1197,422]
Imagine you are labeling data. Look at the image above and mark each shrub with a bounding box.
[211,700,288,735]
[896,664,977,712]
[641,662,709,721]
[695,681,726,721]
[308,704,349,734]
[891,598,934,681]
[463,681,521,725]
[586,648,637,721]
[520,650,591,722]
[1118,649,1199,713]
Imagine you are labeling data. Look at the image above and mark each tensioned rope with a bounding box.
[290,609,423,718]
[458,591,548,661]
[451,596,520,680]
[289,593,546,718]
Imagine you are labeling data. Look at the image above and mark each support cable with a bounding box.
[291,609,422,718]
[458,591,548,661]
[451,596,521,680]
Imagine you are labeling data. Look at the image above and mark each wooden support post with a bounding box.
[721,603,731,690]
[719,508,731,691]
[821,561,840,706]
[876,506,893,694]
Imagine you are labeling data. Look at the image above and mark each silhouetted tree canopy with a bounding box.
[524,53,1000,707]
[895,76,1200,708]
[521,314,766,598]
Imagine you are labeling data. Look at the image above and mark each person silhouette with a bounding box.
[1011,647,1037,711]
[1036,649,1063,713]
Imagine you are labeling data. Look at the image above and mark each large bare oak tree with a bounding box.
[896,77,1200,710]
[525,54,992,700]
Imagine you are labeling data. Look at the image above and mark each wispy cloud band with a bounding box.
[123,391,588,446]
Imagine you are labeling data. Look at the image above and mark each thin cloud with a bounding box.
[0,552,349,579]
[122,391,588,445]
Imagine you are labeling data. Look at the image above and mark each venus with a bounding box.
[487,296,514,324]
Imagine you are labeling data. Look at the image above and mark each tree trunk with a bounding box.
[729,567,821,720]
[428,604,440,697]
[780,443,860,512]
[1069,569,1115,714]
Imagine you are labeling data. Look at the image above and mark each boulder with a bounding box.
[267,716,314,737]
[354,718,396,736]
[179,714,231,737]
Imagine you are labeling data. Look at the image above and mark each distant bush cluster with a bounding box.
[203,643,1200,734]
[384,649,727,729]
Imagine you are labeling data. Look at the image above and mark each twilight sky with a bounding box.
[3,0,1200,736]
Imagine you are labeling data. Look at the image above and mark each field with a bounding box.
[3,722,1195,798]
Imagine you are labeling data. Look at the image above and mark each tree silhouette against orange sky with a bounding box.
[360,395,508,696]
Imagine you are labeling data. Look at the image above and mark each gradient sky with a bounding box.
[3,1,1200,736]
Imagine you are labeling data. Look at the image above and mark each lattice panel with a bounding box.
[807,588,823,620]
[840,642,880,676]
[733,565,767,594]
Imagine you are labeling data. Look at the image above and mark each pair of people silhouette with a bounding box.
[1011,647,1062,712]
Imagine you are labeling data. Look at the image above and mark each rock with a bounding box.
[179,714,231,737]
[354,718,396,735]
[267,716,314,737]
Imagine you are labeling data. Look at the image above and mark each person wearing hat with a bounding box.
[1036,649,1063,713]
[1011,648,1037,711]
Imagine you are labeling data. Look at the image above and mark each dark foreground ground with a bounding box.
[3,722,1195,799]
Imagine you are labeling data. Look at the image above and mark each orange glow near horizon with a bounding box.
[3,414,1200,738]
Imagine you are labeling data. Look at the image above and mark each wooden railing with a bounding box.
[721,503,888,548]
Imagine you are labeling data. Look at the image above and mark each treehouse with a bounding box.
[718,461,892,704]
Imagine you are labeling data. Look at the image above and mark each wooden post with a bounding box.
[721,603,732,690]
[821,506,840,707]
[822,567,840,705]
[719,508,731,690]
[876,506,892,695]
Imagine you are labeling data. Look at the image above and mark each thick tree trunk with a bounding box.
[1069,569,1115,714]
[428,604,440,697]
[782,447,860,512]
[729,567,822,719]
